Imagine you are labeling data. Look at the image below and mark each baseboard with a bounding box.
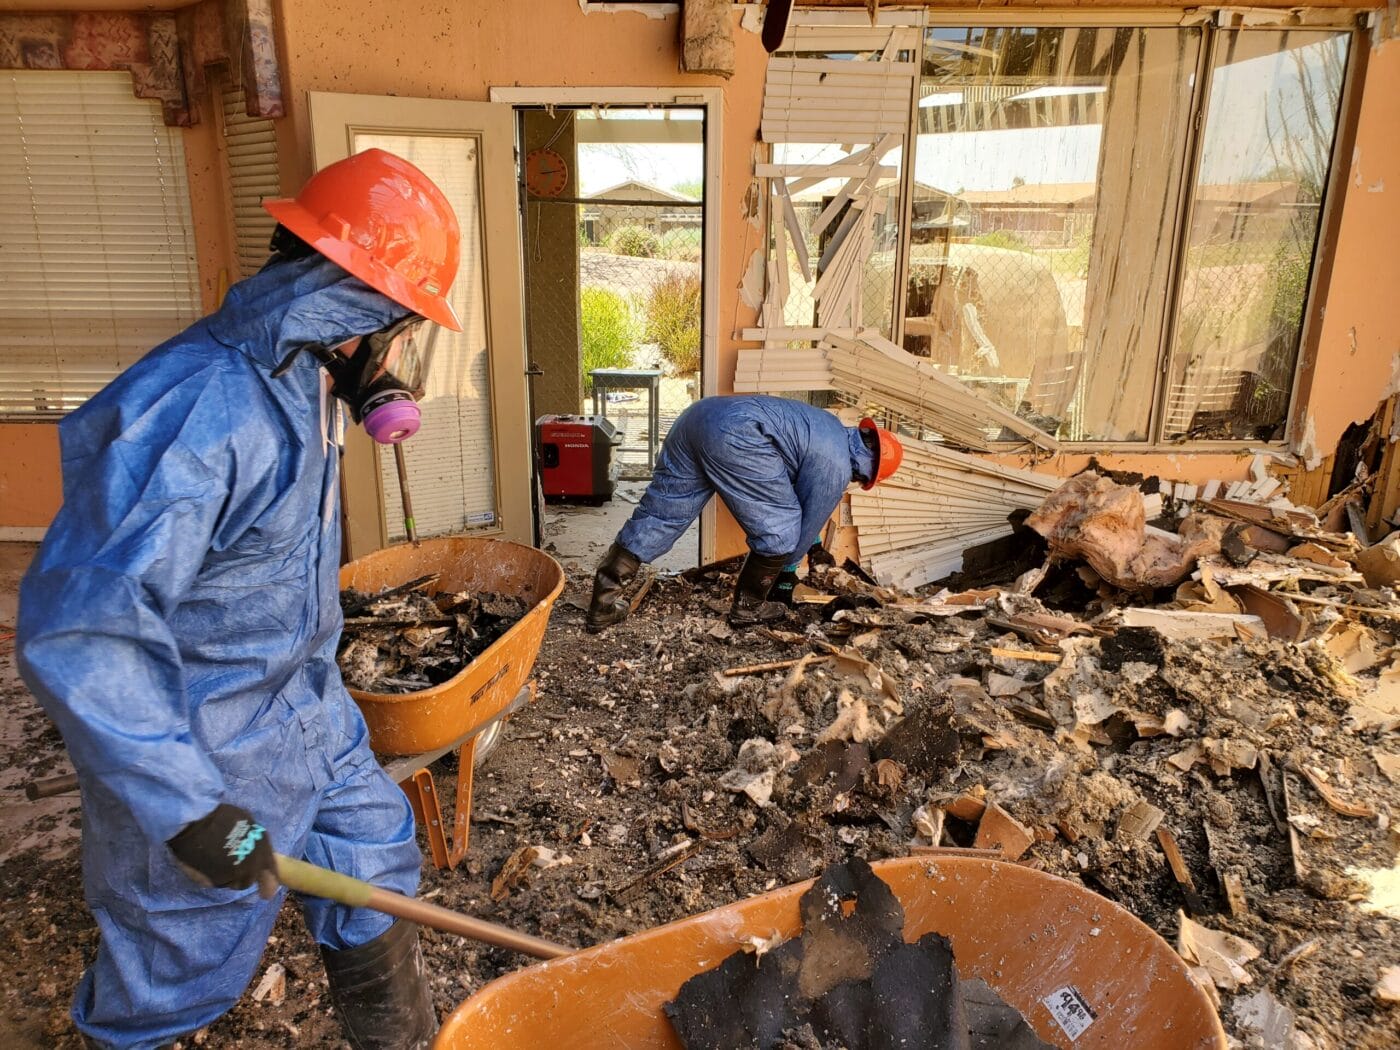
[0,527,46,543]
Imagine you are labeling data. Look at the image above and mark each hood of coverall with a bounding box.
[207,252,415,378]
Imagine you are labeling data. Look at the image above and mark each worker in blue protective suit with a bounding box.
[16,149,463,1050]
[587,395,903,631]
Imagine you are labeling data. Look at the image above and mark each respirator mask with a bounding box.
[322,315,435,444]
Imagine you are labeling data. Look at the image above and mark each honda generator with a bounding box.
[535,415,621,504]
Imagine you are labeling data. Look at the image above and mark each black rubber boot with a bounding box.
[587,542,641,633]
[321,920,436,1050]
[729,551,792,627]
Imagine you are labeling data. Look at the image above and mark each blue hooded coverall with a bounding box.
[615,395,875,565]
[17,254,422,1049]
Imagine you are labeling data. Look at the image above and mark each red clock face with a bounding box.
[525,148,568,198]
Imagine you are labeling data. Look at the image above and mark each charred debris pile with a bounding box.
[337,574,527,693]
[493,469,1398,1045]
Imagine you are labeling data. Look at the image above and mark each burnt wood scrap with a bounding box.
[337,583,527,694]
[664,858,1051,1050]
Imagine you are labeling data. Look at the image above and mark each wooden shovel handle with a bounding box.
[274,853,569,959]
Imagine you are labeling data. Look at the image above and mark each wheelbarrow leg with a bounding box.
[401,769,451,870]
[449,737,477,869]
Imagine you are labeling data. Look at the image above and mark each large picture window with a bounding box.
[766,20,1353,447]
[900,24,1349,445]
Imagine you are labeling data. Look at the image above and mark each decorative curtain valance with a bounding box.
[0,0,282,126]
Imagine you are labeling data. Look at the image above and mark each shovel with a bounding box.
[274,853,569,959]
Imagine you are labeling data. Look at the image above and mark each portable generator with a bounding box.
[535,414,621,504]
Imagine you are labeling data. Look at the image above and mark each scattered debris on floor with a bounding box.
[664,858,1052,1050]
[445,465,1397,1048]
[5,464,1400,1048]
[336,574,527,693]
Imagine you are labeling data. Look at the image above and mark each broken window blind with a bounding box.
[0,71,199,417]
[220,78,280,278]
[759,22,920,339]
[353,131,499,541]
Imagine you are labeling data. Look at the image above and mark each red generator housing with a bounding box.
[535,415,621,504]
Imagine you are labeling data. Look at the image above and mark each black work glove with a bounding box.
[807,543,836,569]
[168,803,277,894]
[770,568,800,606]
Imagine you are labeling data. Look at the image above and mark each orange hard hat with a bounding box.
[858,418,903,489]
[263,148,463,332]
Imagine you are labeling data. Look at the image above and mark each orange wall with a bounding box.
[0,423,62,528]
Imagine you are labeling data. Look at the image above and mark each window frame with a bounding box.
[869,9,1368,453]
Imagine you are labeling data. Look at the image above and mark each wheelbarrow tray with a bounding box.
[340,536,564,756]
[436,857,1226,1050]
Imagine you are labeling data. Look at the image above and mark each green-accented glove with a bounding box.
[168,803,276,894]
[807,543,836,569]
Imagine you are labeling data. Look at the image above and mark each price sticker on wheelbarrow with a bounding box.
[1044,985,1096,1040]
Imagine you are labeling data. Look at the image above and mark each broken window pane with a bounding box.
[905,26,1201,443]
[1163,30,1350,442]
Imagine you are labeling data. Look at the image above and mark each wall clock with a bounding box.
[525,147,568,199]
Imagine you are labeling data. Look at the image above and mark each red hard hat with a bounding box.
[263,149,463,332]
[858,418,904,490]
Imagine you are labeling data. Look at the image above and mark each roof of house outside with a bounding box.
[956,182,1096,206]
[583,179,697,202]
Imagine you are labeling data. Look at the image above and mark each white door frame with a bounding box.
[489,85,722,564]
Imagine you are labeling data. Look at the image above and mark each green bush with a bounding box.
[644,273,702,376]
[580,287,637,390]
[971,230,1032,253]
[607,225,660,258]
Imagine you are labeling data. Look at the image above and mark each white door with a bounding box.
[309,91,530,556]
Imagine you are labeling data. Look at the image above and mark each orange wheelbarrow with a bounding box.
[434,856,1227,1050]
[340,535,564,870]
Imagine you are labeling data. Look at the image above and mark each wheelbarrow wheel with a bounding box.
[471,719,506,768]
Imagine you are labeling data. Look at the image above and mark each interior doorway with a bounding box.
[500,95,717,573]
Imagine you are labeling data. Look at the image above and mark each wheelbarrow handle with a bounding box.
[273,853,570,960]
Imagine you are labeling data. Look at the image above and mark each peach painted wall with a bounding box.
[270,0,765,555]
[0,424,62,528]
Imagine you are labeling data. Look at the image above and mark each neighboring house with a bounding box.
[1193,181,1304,244]
[956,183,1097,247]
[581,180,700,244]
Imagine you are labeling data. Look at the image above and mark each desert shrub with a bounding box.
[644,273,702,376]
[580,287,636,390]
[607,225,660,258]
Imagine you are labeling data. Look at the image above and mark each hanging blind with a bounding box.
[762,25,921,145]
[221,79,280,277]
[0,71,200,416]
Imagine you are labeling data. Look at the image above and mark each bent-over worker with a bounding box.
[587,395,903,631]
[18,149,457,1050]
